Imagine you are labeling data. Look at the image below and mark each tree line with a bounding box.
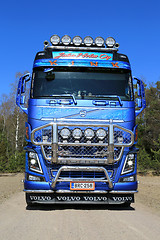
[0,74,160,174]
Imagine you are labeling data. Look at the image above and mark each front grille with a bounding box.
[42,145,122,161]
[51,170,113,179]
[31,121,134,164]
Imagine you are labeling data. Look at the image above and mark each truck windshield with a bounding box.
[31,67,133,100]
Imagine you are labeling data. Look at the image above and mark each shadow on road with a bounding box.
[26,204,135,211]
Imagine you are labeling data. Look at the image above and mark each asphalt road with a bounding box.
[0,191,160,240]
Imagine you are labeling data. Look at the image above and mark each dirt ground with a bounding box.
[0,173,24,204]
[0,173,160,214]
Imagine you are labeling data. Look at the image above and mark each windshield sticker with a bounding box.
[52,51,113,61]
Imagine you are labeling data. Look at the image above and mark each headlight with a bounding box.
[95,37,104,47]
[61,35,71,45]
[84,36,93,46]
[72,128,82,139]
[121,153,135,175]
[73,36,82,46]
[60,128,71,139]
[50,34,60,45]
[105,37,116,47]
[84,128,94,139]
[96,128,106,140]
[28,152,43,174]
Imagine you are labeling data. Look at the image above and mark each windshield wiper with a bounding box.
[50,94,77,105]
[94,95,123,106]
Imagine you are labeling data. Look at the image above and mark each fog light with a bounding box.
[84,128,94,139]
[72,128,82,139]
[60,128,71,139]
[119,175,136,182]
[27,174,45,182]
[28,175,41,181]
[96,128,106,140]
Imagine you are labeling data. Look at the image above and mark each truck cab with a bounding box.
[16,35,146,205]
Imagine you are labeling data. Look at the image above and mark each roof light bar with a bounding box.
[84,36,93,46]
[50,34,60,45]
[49,34,119,50]
[61,35,71,45]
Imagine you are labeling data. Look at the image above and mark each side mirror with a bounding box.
[133,77,146,116]
[16,73,31,114]
[137,98,142,108]
[20,96,25,105]
[21,73,31,93]
[137,83,141,97]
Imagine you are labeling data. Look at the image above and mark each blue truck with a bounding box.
[16,35,146,206]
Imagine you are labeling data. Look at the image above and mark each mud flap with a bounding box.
[26,193,134,205]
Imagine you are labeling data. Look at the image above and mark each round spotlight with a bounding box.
[61,35,71,45]
[96,128,106,140]
[84,128,94,139]
[73,36,82,46]
[60,128,71,139]
[84,36,93,46]
[105,37,116,47]
[50,34,60,45]
[72,128,82,139]
[95,37,104,47]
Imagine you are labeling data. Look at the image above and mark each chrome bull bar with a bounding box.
[31,119,134,164]
[51,166,113,189]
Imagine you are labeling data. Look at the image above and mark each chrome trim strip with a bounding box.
[51,166,113,189]
[24,189,137,194]
[59,142,109,146]
[24,190,54,193]
[109,190,138,194]
[47,45,118,52]
[41,118,124,123]
[57,178,109,182]
[56,190,108,193]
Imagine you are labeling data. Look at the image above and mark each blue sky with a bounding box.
[0,0,160,97]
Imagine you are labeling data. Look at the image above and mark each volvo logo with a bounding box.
[79,110,87,117]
